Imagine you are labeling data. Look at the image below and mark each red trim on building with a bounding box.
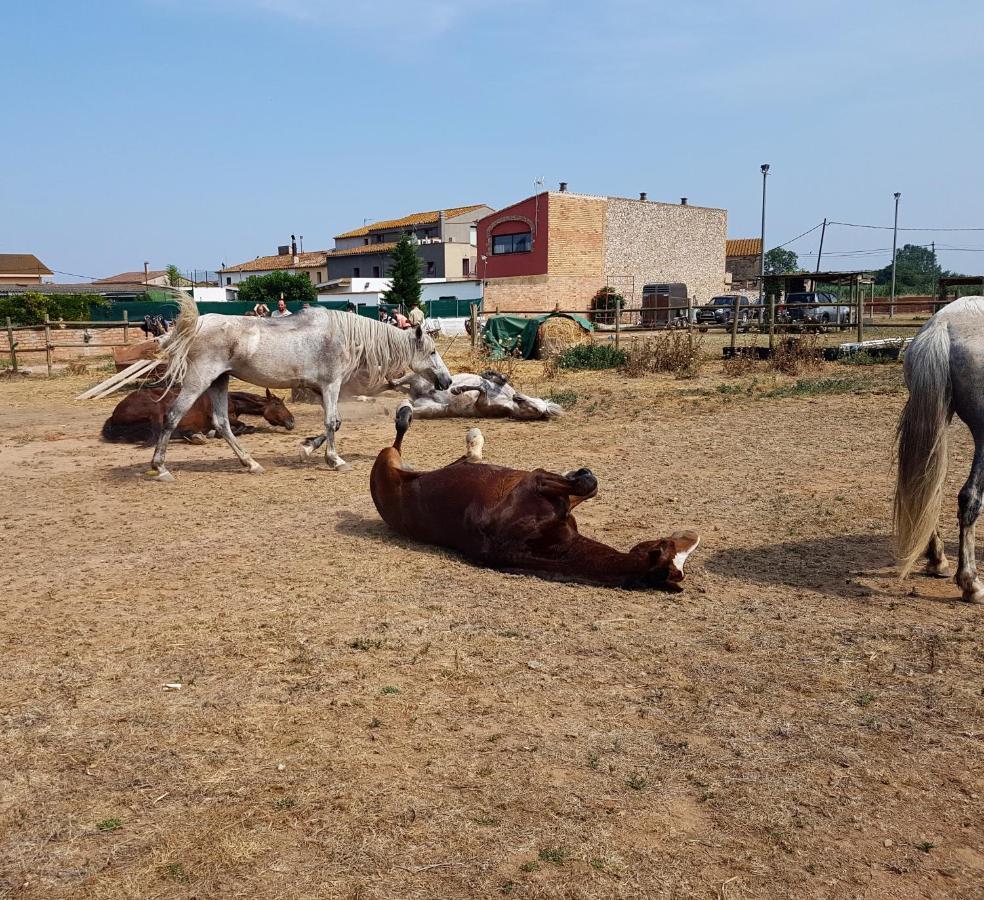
[477,194,548,280]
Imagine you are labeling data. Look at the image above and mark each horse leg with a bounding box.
[320,379,348,470]
[955,443,984,602]
[924,529,949,577]
[148,377,215,482]
[207,374,263,473]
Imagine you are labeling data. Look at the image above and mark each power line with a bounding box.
[829,221,984,232]
[773,222,824,248]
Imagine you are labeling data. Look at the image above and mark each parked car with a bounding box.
[696,295,761,330]
[779,291,851,328]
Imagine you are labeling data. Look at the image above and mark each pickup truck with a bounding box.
[695,295,761,330]
[779,291,851,328]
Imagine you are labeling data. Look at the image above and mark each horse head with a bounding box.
[409,324,452,391]
[262,388,295,430]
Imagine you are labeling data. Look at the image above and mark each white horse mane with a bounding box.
[327,310,425,389]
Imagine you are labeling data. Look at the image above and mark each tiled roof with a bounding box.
[726,238,762,258]
[0,253,53,275]
[327,242,398,259]
[94,270,167,283]
[221,251,329,273]
[335,204,487,239]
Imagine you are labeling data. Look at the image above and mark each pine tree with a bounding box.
[381,232,422,311]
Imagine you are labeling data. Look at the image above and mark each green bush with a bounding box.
[237,271,316,307]
[557,342,627,370]
[0,291,108,326]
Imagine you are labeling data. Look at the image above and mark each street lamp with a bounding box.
[759,164,771,347]
[890,192,901,318]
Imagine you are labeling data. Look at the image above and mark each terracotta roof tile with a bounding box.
[335,205,486,239]
[726,238,762,258]
[0,253,53,276]
[94,270,168,283]
[221,251,329,274]
[326,242,398,259]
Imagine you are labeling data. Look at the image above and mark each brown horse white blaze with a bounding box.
[370,403,700,589]
[102,388,294,444]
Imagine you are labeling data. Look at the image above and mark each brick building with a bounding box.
[477,187,727,313]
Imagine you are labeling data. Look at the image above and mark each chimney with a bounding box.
[680,197,688,206]
[291,233,298,265]
[639,192,647,201]
[438,209,446,241]
[559,181,568,192]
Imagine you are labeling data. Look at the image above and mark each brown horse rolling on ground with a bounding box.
[102,388,294,444]
[370,403,700,589]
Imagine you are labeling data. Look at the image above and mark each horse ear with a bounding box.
[265,388,272,399]
[414,324,423,342]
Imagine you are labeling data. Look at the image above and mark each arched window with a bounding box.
[491,219,533,255]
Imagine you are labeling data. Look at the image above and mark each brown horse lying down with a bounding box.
[102,388,295,444]
[370,403,700,589]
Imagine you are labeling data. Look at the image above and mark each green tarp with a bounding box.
[483,312,593,359]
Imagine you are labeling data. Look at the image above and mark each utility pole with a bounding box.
[759,164,771,349]
[815,218,827,274]
[144,261,149,288]
[890,192,901,318]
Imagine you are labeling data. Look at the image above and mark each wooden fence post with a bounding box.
[470,303,478,350]
[730,295,740,350]
[856,278,864,344]
[123,309,129,344]
[44,313,53,377]
[6,317,17,373]
[614,294,621,352]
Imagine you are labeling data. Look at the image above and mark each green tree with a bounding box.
[165,264,182,287]
[764,247,799,275]
[874,244,943,294]
[589,286,624,325]
[381,232,422,311]
[237,271,316,307]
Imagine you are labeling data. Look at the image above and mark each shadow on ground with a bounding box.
[702,533,896,595]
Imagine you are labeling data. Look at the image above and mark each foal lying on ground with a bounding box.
[370,403,699,589]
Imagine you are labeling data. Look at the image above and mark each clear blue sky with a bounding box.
[3,0,983,280]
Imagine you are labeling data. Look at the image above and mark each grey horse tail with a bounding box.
[158,293,200,394]
[894,316,952,578]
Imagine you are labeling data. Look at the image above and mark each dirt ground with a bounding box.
[1,348,982,900]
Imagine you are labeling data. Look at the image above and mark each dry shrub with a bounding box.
[770,334,825,376]
[722,351,759,377]
[620,332,704,379]
[541,353,560,380]
[537,316,591,358]
[67,360,89,375]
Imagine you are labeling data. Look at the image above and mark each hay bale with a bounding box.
[537,316,591,359]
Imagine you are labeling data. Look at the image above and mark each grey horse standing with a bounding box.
[895,295,984,602]
[147,294,452,481]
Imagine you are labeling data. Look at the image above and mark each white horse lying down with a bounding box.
[388,370,563,420]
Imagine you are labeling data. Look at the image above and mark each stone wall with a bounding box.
[604,198,727,306]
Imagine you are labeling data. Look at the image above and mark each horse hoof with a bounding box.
[925,562,951,579]
[188,433,208,445]
[331,462,352,473]
[960,585,984,603]
[144,468,175,484]
[300,443,314,459]
[248,461,264,474]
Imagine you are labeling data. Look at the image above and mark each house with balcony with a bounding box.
[324,204,494,282]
